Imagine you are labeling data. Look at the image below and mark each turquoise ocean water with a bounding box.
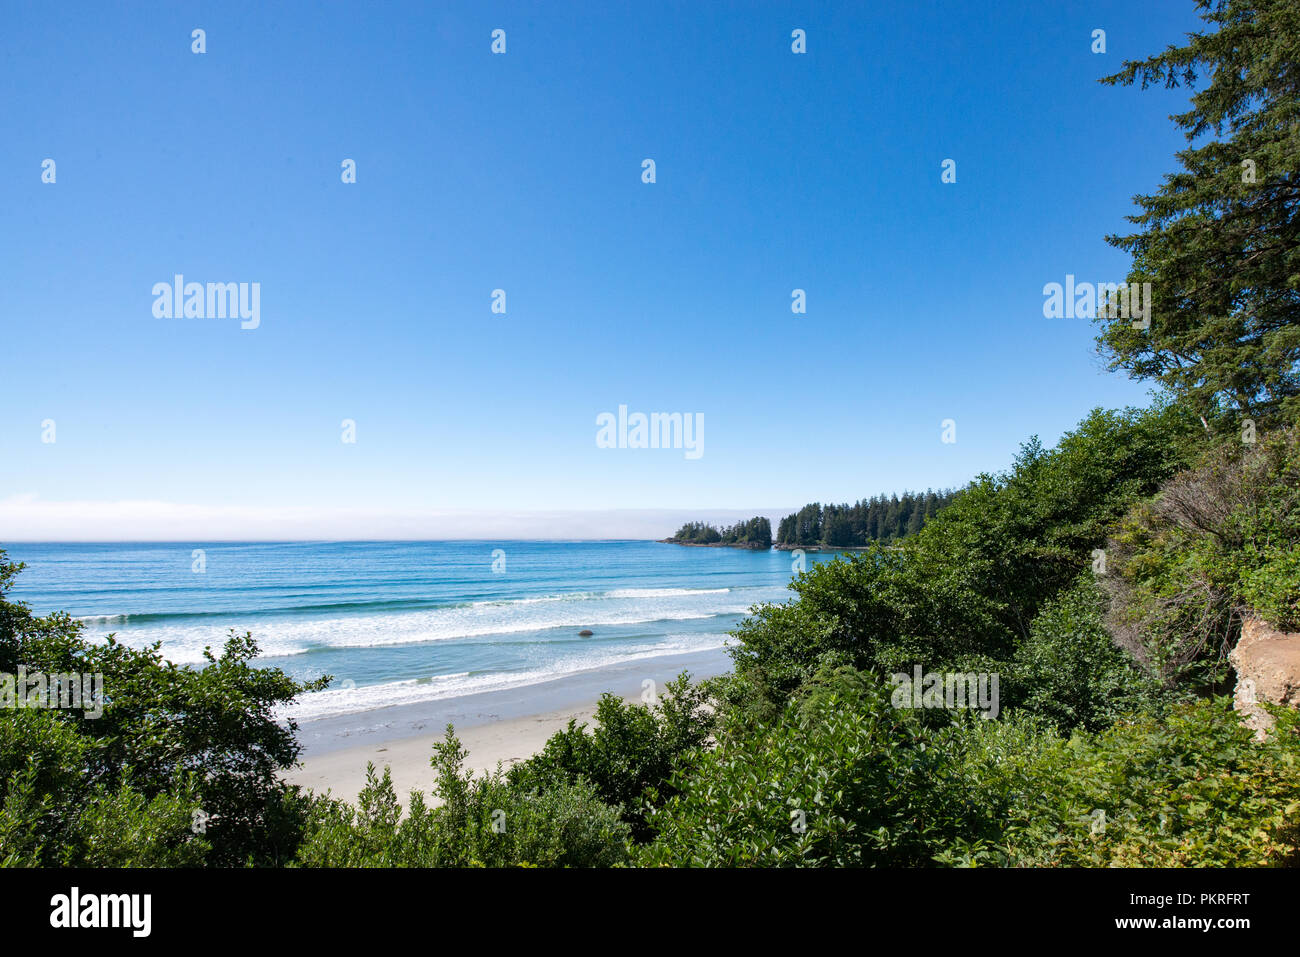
[4,541,840,724]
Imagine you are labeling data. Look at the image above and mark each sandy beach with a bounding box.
[283,694,635,804]
[281,646,732,804]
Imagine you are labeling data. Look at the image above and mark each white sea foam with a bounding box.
[79,585,774,665]
[467,586,730,606]
[280,633,731,722]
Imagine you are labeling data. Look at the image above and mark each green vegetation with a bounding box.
[294,730,632,868]
[506,674,714,841]
[642,678,1300,868]
[641,669,983,867]
[0,552,326,866]
[775,490,957,548]
[666,516,772,547]
[1095,0,1300,428]
[1104,425,1300,690]
[719,403,1201,721]
[666,490,958,550]
[2,0,1297,869]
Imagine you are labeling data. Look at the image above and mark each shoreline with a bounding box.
[283,645,732,804]
[654,540,880,552]
[282,698,623,805]
[655,539,771,549]
[771,543,877,551]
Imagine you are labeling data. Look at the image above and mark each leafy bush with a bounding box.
[1004,575,1177,732]
[1104,423,1300,688]
[507,672,714,840]
[945,698,1300,867]
[295,727,631,867]
[641,671,986,866]
[0,549,326,866]
[0,708,209,867]
[722,404,1199,721]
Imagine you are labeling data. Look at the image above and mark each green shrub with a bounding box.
[942,698,1300,867]
[722,404,1199,721]
[0,549,327,866]
[1104,423,1300,688]
[295,727,631,867]
[1005,575,1177,732]
[0,708,209,867]
[507,672,714,840]
[641,671,986,866]
[647,664,1300,868]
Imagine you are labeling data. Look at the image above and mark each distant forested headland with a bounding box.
[661,490,957,550]
[661,517,773,548]
[775,491,956,549]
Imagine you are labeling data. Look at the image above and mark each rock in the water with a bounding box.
[578,629,594,637]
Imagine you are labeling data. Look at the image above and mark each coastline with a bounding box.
[655,539,771,549]
[283,699,619,805]
[771,543,877,551]
[283,645,732,804]
[654,540,879,552]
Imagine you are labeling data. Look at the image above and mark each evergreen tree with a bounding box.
[906,497,925,536]
[777,515,794,545]
[1096,0,1300,427]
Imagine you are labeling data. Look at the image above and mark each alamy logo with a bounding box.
[596,405,704,459]
[1,667,104,719]
[152,274,260,330]
[50,887,151,937]
[890,666,999,719]
[1042,274,1151,329]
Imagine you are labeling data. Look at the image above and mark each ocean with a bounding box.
[3,541,840,726]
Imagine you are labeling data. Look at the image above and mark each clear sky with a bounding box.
[1,0,1205,539]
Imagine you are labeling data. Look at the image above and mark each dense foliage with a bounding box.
[1104,423,1300,689]
[667,516,772,547]
[0,550,326,866]
[775,490,956,548]
[718,404,1200,721]
[641,670,984,866]
[506,674,714,841]
[1096,0,1300,427]
[294,729,632,867]
[642,667,1300,868]
[942,696,1300,867]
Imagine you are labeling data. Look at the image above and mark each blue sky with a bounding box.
[1,0,1205,539]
